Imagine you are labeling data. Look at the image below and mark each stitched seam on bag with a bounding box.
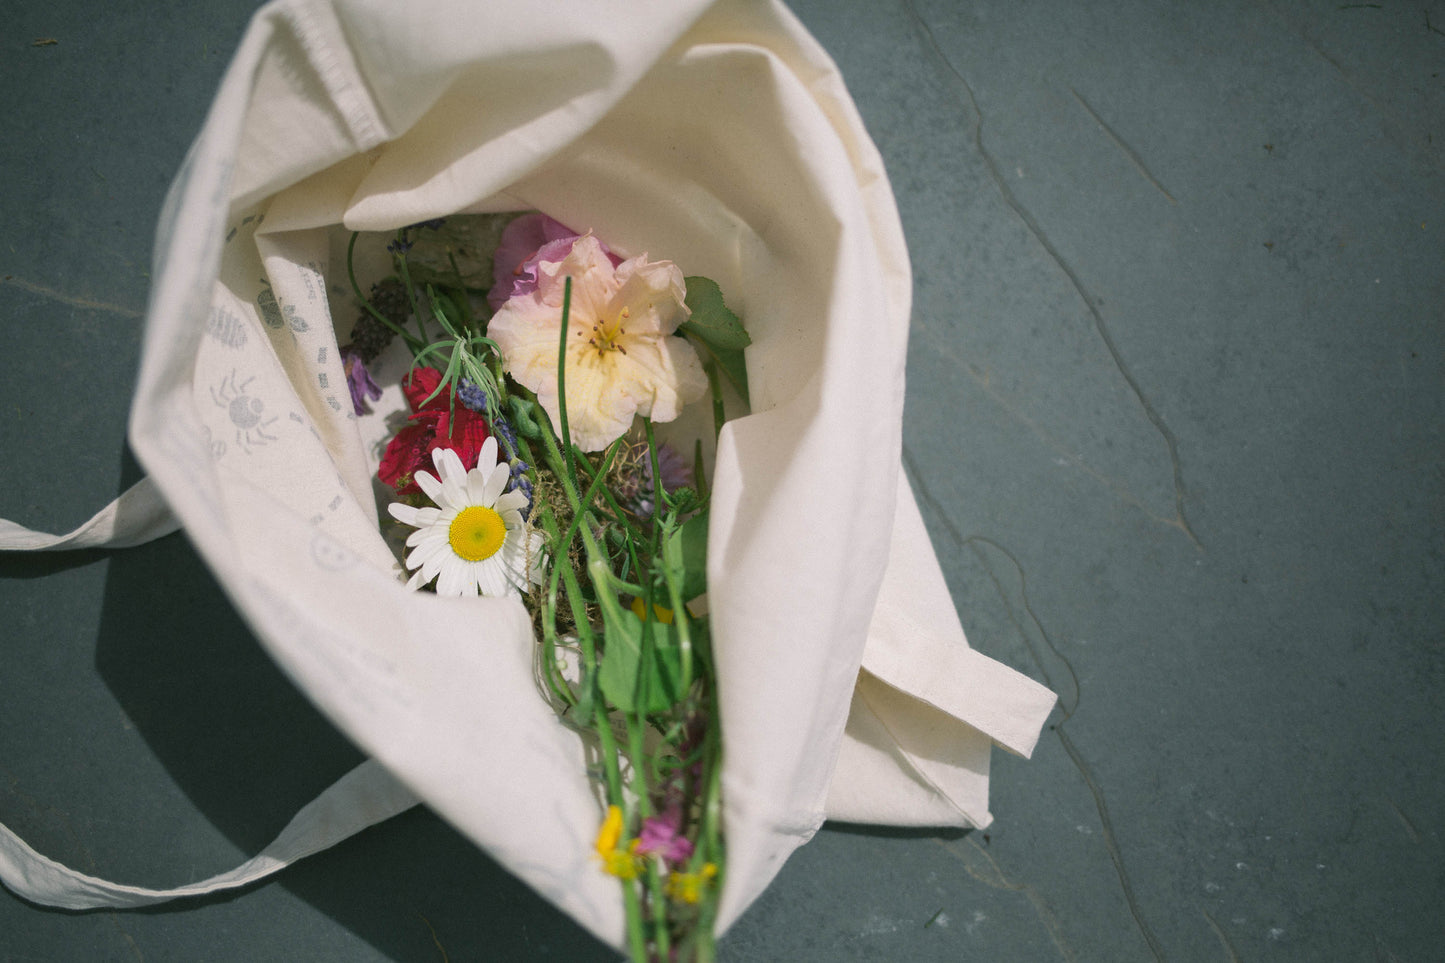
[284,0,386,152]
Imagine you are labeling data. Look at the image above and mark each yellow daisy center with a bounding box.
[448,505,507,561]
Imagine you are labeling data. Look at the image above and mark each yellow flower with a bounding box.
[629,596,674,624]
[665,863,718,904]
[595,805,642,880]
[488,235,707,452]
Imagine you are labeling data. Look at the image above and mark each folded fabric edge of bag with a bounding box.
[861,474,1057,758]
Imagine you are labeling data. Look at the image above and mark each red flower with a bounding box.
[379,368,491,497]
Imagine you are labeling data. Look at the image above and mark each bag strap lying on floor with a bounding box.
[0,477,180,551]
[0,759,416,910]
[0,481,420,910]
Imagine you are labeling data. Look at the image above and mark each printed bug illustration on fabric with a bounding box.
[211,369,277,453]
[256,279,285,330]
[206,304,248,349]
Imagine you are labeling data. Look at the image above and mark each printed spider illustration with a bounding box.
[211,370,277,453]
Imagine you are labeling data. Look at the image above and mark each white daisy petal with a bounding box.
[388,503,420,525]
[454,563,477,598]
[434,446,466,480]
[466,467,491,506]
[481,563,507,598]
[482,463,511,505]
[406,527,449,553]
[415,469,443,504]
[477,436,499,473]
[435,455,469,509]
[436,563,465,597]
[479,556,498,587]
[495,491,528,514]
[419,550,448,585]
[402,539,437,569]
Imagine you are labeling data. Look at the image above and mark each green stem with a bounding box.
[664,556,694,695]
[641,419,665,622]
[646,856,671,960]
[599,486,648,548]
[536,404,584,514]
[693,438,708,499]
[346,232,424,353]
[553,439,624,575]
[445,251,472,327]
[533,508,576,710]
[643,419,666,518]
[394,242,428,344]
[556,277,579,493]
[705,361,725,442]
[694,707,724,961]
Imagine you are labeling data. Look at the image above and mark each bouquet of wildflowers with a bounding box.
[344,214,749,962]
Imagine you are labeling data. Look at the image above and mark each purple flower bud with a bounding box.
[342,347,382,415]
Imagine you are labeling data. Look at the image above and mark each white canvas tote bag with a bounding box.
[0,0,1055,947]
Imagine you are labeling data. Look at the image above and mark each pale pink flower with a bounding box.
[488,235,707,452]
[488,213,621,311]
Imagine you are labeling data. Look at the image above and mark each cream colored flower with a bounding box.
[387,440,542,597]
[488,235,708,451]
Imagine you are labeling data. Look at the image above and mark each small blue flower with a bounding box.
[491,415,520,461]
[456,379,490,414]
[508,463,534,519]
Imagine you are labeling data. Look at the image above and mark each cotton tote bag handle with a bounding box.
[0,480,418,909]
[0,477,179,551]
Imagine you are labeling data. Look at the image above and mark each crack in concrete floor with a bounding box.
[911,323,1194,542]
[905,448,1168,961]
[901,0,1203,553]
[1065,86,1179,205]
[934,833,1079,962]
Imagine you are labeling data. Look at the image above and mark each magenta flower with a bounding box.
[488,213,622,311]
[634,810,694,866]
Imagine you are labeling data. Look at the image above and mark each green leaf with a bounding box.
[688,614,713,671]
[507,395,543,440]
[680,276,751,407]
[681,277,750,348]
[597,608,685,714]
[663,510,709,602]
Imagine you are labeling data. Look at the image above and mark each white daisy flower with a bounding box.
[387,438,543,597]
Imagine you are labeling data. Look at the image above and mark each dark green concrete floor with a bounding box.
[2,1,1441,960]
